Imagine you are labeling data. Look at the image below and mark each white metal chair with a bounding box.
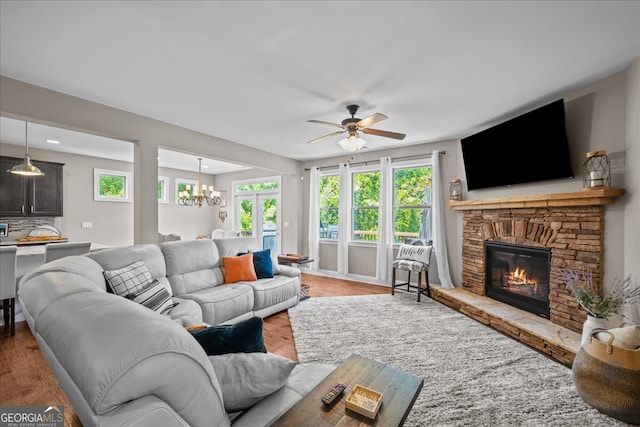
[391,239,433,302]
[0,246,18,336]
[44,241,91,263]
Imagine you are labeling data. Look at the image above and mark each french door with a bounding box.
[234,193,279,253]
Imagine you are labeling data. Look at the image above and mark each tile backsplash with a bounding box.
[0,217,59,240]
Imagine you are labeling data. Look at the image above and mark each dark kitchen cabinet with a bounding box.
[0,156,64,217]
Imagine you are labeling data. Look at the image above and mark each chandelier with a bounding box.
[178,157,222,207]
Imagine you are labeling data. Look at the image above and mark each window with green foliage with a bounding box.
[393,166,432,243]
[240,199,253,235]
[175,179,197,204]
[235,181,279,192]
[319,175,340,239]
[158,176,170,204]
[352,170,380,241]
[94,169,132,202]
[317,164,432,243]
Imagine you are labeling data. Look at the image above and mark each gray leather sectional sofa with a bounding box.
[17,237,334,426]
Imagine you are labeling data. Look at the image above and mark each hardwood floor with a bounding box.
[0,273,388,426]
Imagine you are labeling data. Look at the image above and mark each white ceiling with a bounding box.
[1,1,639,165]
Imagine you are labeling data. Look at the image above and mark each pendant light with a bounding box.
[7,122,44,176]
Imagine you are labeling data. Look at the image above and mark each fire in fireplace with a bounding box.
[485,242,551,318]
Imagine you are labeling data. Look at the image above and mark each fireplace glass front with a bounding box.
[485,242,550,318]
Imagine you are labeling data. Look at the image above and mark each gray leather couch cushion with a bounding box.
[183,284,255,325]
[161,239,225,295]
[87,244,172,295]
[18,256,106,321]
[213,237,261,257]
[231,363,336,427]
[244,276,300,311]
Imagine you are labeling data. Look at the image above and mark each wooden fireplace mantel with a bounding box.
[448,188,624,211]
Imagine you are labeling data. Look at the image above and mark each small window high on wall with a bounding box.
[94,168,132,202]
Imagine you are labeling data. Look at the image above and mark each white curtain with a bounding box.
[307,167,320,271]
[376,156,394,282]
[337,162,351,276]
[432,149,454,288]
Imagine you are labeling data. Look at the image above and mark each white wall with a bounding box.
[0,143,134,246]
[0,143,220,245]
[213,168,302,254]
[299,67,635,290]
[1,65,636,292]
[157,165,217,240]
[300,139,458,284]
[454,69,631,293]
[0,76,301,245]
[624,58,640,322]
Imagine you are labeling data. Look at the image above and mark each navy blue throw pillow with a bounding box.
[238,249,274,279]
[190,317,267,356]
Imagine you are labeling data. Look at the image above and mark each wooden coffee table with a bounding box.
[273,354,423,426]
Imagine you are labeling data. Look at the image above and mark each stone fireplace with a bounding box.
[451,188,624,334]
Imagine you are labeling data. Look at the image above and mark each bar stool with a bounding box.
[1,246,18,336]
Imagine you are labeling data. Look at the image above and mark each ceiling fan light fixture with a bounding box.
[8,122,45,176]
[338,133,366,152]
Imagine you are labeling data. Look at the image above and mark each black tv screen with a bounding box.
[461,99,573,191]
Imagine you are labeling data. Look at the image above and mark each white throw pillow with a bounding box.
[103,260,153,296]
[397,244,432,265]
[208,352,296,412]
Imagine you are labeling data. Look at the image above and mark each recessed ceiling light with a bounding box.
[46,139,60,144]
[202,165,209,168]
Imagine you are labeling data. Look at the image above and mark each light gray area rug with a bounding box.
[288,293,629,427]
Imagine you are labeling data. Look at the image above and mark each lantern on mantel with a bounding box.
[450,178,463,201]
[583,150,611,189]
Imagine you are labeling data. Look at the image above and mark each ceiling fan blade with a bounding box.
[362,128,406,140]
[307,119,344,129]
[307,130,345,144]
[356,113,388,128]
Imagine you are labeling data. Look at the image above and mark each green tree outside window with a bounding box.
[99,175,125,198]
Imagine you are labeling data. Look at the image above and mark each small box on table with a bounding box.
[345,384,383,419]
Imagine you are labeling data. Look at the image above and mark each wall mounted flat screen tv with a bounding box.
[461,99,573,191]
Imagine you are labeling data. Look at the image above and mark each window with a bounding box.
[393,166,432,243]
[315,161,432,244]
[232,176,281,251]
[158,176,170,204]
[352,170,380,241]
[94,168,132,202]
[319,175,340,239]
[175,178,197,204]
[235,180,279,192]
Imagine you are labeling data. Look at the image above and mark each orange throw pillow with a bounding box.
[223,253,257,284]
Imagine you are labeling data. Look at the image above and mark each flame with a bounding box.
[508,267,537,286]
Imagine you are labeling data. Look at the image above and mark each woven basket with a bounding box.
[572,328,640,424]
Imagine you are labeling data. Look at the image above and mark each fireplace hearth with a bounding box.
[485,242,550,318]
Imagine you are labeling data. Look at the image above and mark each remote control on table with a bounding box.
[321,383,346,405]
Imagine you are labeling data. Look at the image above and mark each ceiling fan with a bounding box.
[307,104,406,152]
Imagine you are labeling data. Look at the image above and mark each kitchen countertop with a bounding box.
[13,242,111,256]
[0,238,69,246]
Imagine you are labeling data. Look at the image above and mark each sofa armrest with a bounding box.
[277,265,301,277]
[101,395,196,427]
[167,297,204,327]
[231,363,335,427]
